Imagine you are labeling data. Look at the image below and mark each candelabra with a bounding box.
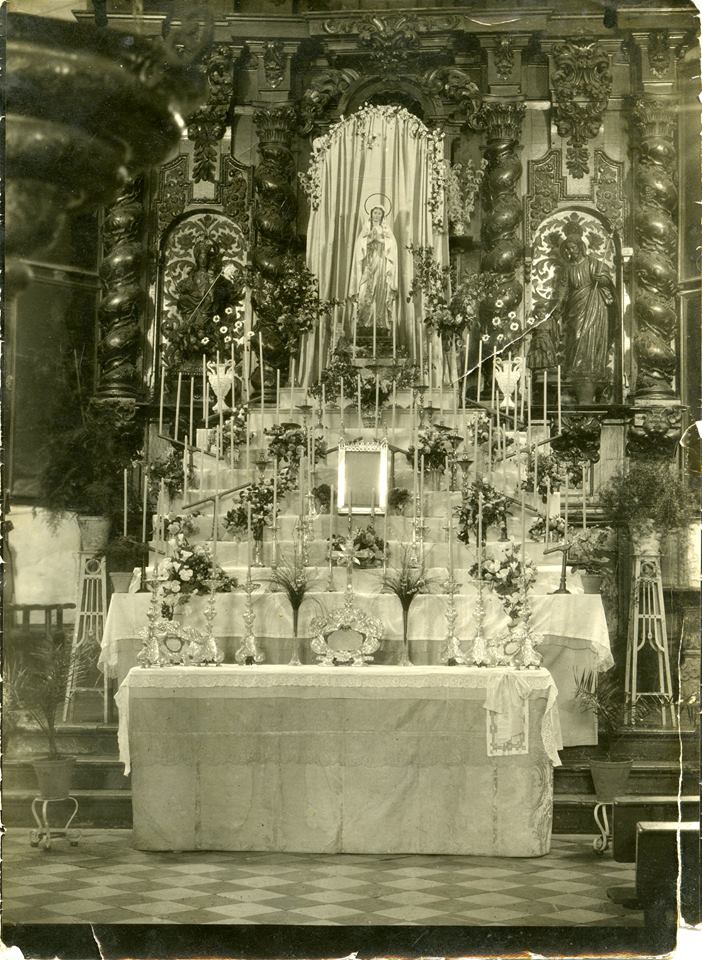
[295,516,311,566]
[193,580,223,666]
[470,577,489,666]
[447,434,463,491]
[412,384,428,427]
[235,573,264,665]
[440,572,467,665]
[408,499,426,568]
[137,578,164,668]
[511,569,543,669]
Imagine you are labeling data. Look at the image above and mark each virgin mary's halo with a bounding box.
[363,193,392,217]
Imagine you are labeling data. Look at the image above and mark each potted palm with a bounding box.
[16,632,93,800]
[599,462,696,556]
[569,526,615,594]
[574,667,658,802]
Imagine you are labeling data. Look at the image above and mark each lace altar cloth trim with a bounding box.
[116,666,563,774]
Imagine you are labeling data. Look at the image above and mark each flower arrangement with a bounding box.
[568,526,616,576]
[406,424,457,473]
[309,341,357,403]
[144,450,194,504]
[528,514,566,542]
[328,525,386,567]
[444,158,487,234]
[207,404,249,455]
[407,245,502,339]
[520,447,582,499]
[252,255,338,364]
[467,413,491,447]
[455,478,512,544]
[358,372,391,411]
[163,512,200,541]
[312,483,331,512]
[155,535,236,618]
[599,462,696,534]
[469,542,536,620]
[264,424,327,470]
[388,486,411,514]
[222,477,289,540]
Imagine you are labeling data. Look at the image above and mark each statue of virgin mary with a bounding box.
[348,196,398,333]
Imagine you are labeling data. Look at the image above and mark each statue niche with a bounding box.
[527,211,618,406]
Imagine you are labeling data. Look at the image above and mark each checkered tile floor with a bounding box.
[2,830,642,926]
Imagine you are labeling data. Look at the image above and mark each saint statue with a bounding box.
[349,201,398,334]
[556,230,616,392]
[175,239,219,323]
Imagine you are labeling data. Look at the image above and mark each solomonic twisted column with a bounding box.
[631,97,679,400]
[478,101,526,346]
[96,176,145,401]
[252,104,298,279]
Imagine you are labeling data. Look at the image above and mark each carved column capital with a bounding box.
[631,95,677,141]
[626,406,683,458]
[477,100,526,143]
[253,103,299,145]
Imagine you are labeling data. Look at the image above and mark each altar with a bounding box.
[101,587,610,747]
[116,664,562,857]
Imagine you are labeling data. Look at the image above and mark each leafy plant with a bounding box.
[265,424,327,469]
[388,486,411,512]
[309,341,357,403]
[103,536,146,573]
[568,527,616,576]
[268,553,318,613]
[528,514,566,542]
[312,483,331,510]
[407,424,458,472]
[382,550,435,612]
[15,633,93,759]
[599,462,697,534]
[144,450,194,505]
[520,446,582,500]
[573,668,663,759]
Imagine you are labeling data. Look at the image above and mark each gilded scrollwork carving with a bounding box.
[323,13,456,74]
[253,104,298,278]
[550,41,612,179]
[494,38,515,81]
[299,68,357,136]
[593,151,624,236]
[186,44,234,183]
[420,67,482,129]
[477,101,526,344]
[549,413,603,464]
[219,156,251,233]
[631,96,678,399]
[648,30,671,78]
[97,177,145,401]
[262,41,285,89]
[156,155,190,237]
[626,406,682,459]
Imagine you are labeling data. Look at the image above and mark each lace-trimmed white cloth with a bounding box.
[116,664,563,775]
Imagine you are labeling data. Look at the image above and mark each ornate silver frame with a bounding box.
[337,437,389,514]
[309,589,383,666]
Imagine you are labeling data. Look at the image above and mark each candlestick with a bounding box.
[382,504,388,574]
[429,340,433,404]
[521,486,526,552]
[477,491,483,570]
[183,447,189,503]
[212,495,219,561]
[413,445,418,505]
[272,459,278,521]
[123,468,129,538]
[258,333,265,431]
[557,365,562,433]
[245,427,250,474]
[159,479,166,545]
[370,487,375,523]
[202,355,207,419]
[231,340,236,408]
[340,378,345,429]
[462,332,470,408]
[564,472,569,540]
[545,478,551,547]
[357,373,362,426]
[321,383,326,434]
[290,358,296,415]
[419,324,424,384]
[247,504,252,572]
[174,372,182,442]
[582,462,588,530]
[543,369,548,432]
[276,369,280,424]
[477,339,482,403]
[374,373,379,435]
[420,454,425,516]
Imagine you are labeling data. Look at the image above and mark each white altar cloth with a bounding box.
[101,589,610,746]
[116,664,562,856]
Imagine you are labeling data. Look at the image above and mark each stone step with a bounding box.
[561,728,699,763]
[3,756,130,793]
[1,788,604,835]
[6,723,119,759]
[554,760,697,796]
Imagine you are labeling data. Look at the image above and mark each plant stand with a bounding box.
[63,553,108,723]
[29,796,80,851]
[593,801,612,855]
[625,553,675,727]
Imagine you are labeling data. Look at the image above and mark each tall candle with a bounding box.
[383,504,388,568]
[419,325,424,384]
[357,373,362,425]
[582,462,588,530]
[183,448,189,503]
[321,383,326,434]
[159,479,166,545]
[543,370,548,433]
[557,365,562,433]
[273,458,278,522]
[340,378,345,423]
[429,340,434,402]
[463,332,470,408]
[564,472,569,539]
[290,358,296,415]
[392,380,397,435]
[521,487,526,551]
[189,376,195,446]
[247,503,252,570]
[141,471,149,543]
[329,483,334,544]
[202,355,207,419]
[231,341,236,407]
[245,427,250,473]
[276,369,281,424]
[212,496,219,561]
[258,333,265,430]
[527,378,532,450]
[216,351,224,459]
[174,372,182,442]
[448,516,454,576]
[420,454,425,516]
[374,373,379,434]
[545,478,551,546]
[472,413,478,465]
[477,339,483,403]
[413,446,419,503]
[487,419,493,478]
[159,370,165,434]
[477,491,483,573]
[123,468,128,537]
[370,487,375,522]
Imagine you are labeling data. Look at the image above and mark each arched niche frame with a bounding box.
[527,206,624,406]
[155,210,247,375]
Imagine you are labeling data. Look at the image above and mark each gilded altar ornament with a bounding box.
[469,576,489,667]
[309,585,383,666]
[440,583,468,666]
[192,580,223,666]
[235,573,264,665]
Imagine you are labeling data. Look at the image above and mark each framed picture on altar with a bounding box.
[337,438,388,514]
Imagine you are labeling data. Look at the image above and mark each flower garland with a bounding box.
[444,158,487,234]
[406,424,457,472]
[469,542,536,620]
[156,532,236,618]
[299,104,445,229]
[455,478,512,544]
[528,514,566,542]
[264,424,328,469]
